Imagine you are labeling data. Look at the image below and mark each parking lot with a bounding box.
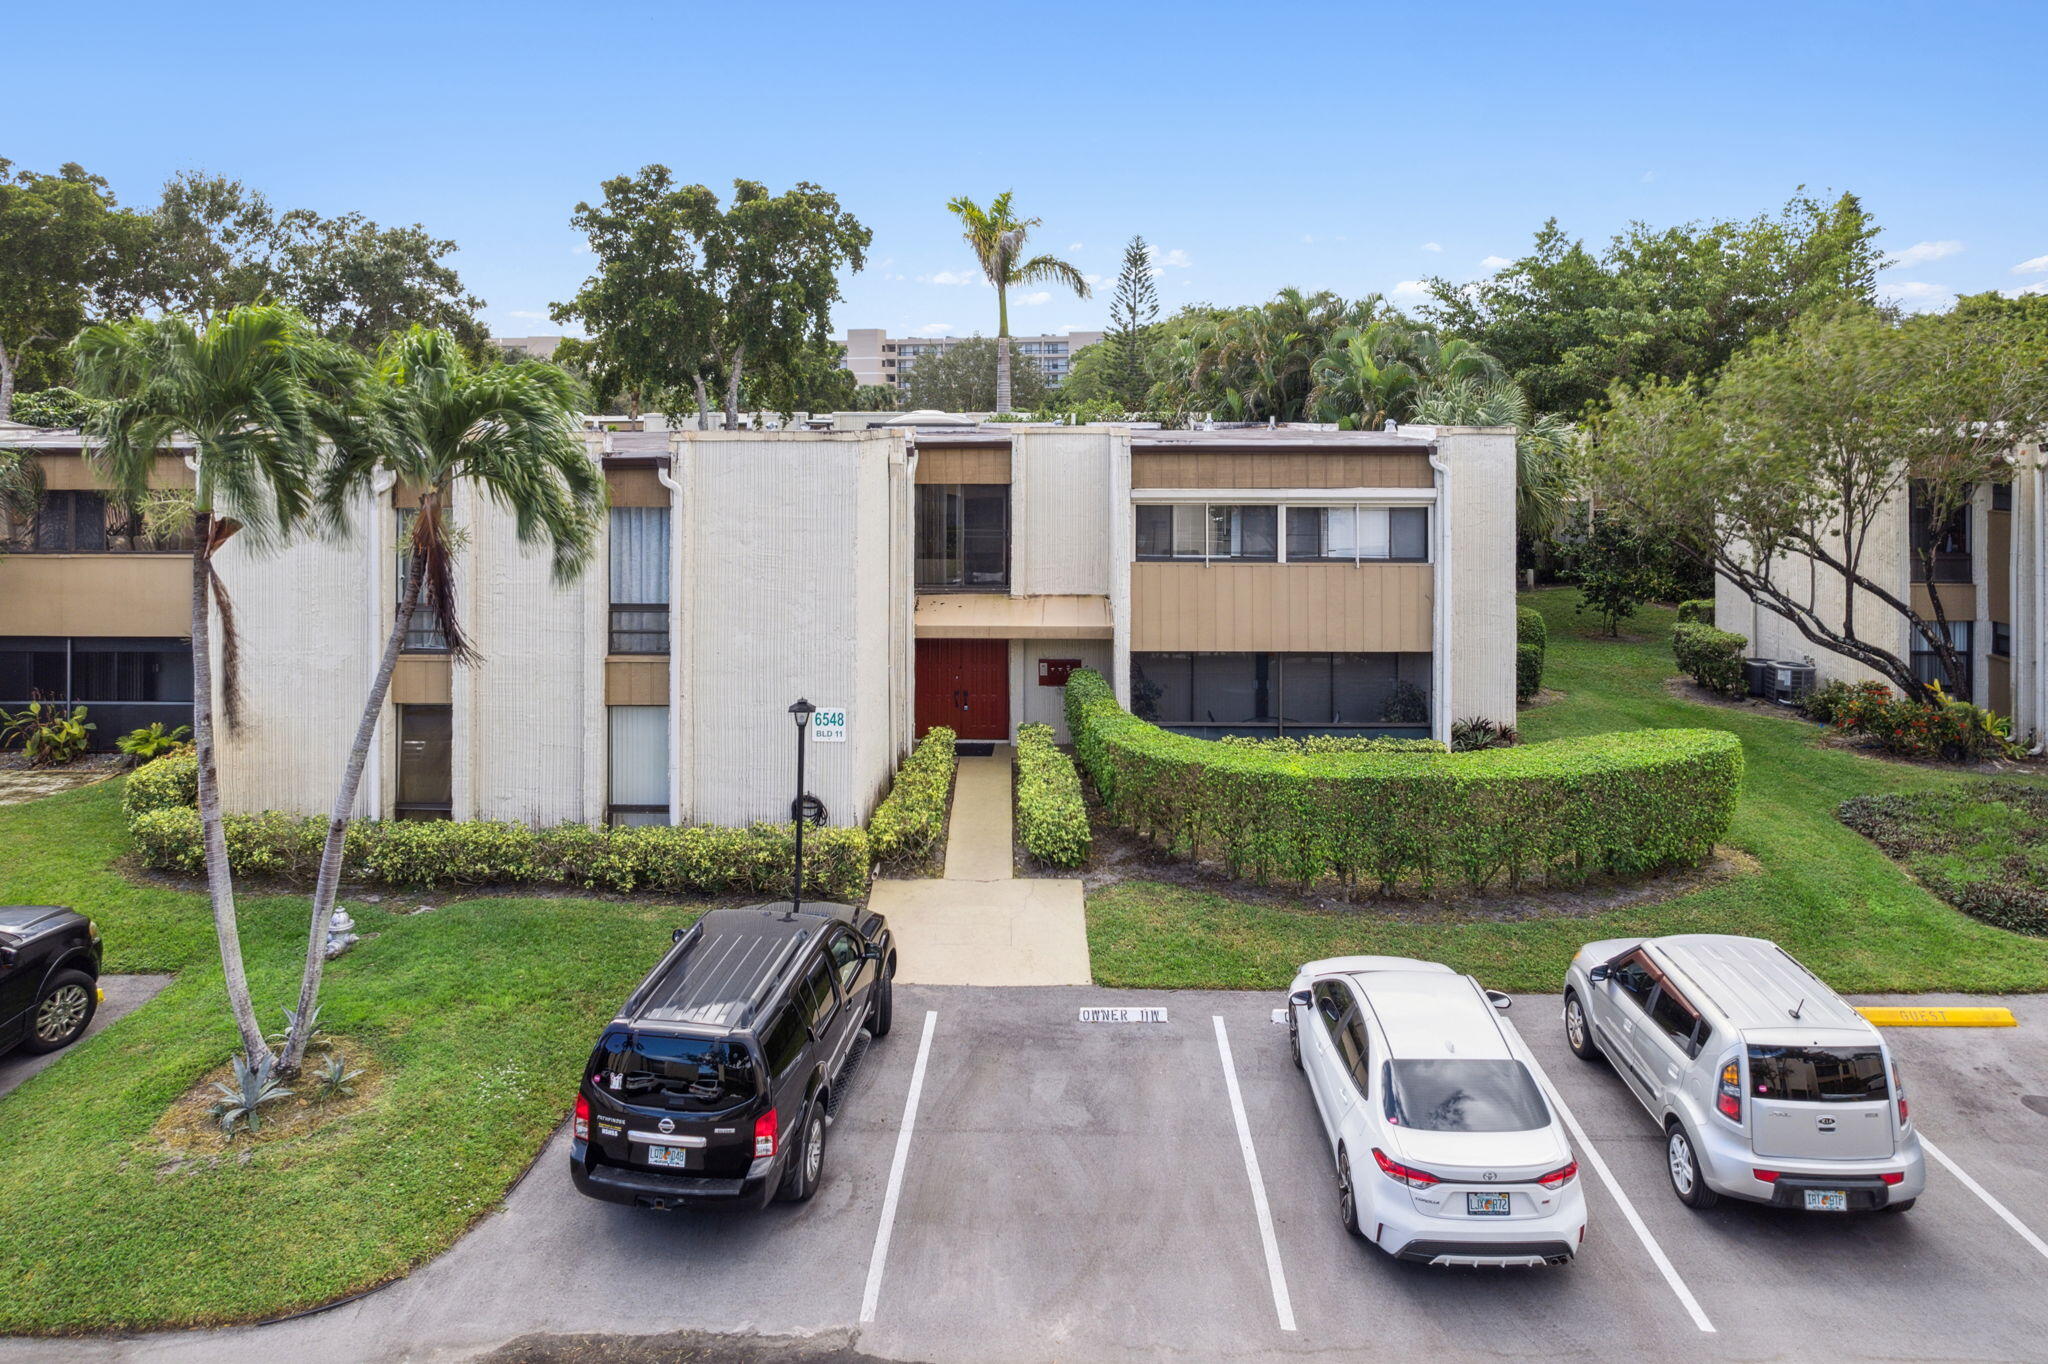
[8,985,2046,1363]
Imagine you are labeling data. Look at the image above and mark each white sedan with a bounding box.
[1287,955,1586,1267]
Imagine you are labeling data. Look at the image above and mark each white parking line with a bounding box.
[1922,1135,2048,1263]
[1212,1015,1297,1333]
[859,1008,937,1324]
[1506,1019,1717,1335]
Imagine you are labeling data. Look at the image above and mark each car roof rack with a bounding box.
[632,921,813,1032]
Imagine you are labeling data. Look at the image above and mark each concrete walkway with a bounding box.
[868,750,1091,987]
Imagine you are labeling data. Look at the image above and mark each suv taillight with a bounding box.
[754,1107,778,1158]
[1536,1161,1578,1190]
[1715,1061,1742,1124]
[573,1092,590,1141]
[1895,1063,1909,1126]
[1372,1147,1440,1189]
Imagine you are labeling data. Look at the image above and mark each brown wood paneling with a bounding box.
[1988,653,2012,716]
[1130,450,1432,490]
[36,452,193,491]
[606,658,669,705]
[1129,561,1432,652]
[391,655,452,705]
[0,556,189,635]
[606,467,669,507]
[1911,582,1977,621]
[1988,510,2012,622]
[916,446,1011,484]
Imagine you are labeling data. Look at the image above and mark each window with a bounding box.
[1746,1046,1889,1103]
[759,1005,808,1078]
[608,705,669,826]
[1285,506,1428,562]
[1909,480,1972,584]
[600,1030,759,1111]
[1994,621,2012,657]
[827,930,864,989]
[1313,982,1348,1039]
[1910,620,1972,699]
[796,957,838,1033]
[1647,986,1704,1057]
[1338,1012,1372,1094]
[396,509,449,651]
[1609,952,1657,1011]
[916,484,1009,589]
[1994,480,2014,512]
[609,506,670,654]
[1131,652,1432,735]
[0,490,195,554]
[0,637,193,748]
[1382,1059,1551,1132]
[395,704,452,819]
[1134,504,1276,561]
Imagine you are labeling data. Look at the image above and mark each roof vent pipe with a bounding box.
[1384,419,1398,433]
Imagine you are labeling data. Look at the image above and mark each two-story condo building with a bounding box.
[0,419,1517,829]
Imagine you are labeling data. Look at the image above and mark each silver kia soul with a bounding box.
[1563,933,1926,1213]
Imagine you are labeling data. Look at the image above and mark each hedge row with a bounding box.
[124,752,197,820]
[1015,723,1091,867]
[1672,621,1747,696]
[1675,598,1716,626]
[868,726,956,865]
[1516,606,1547,702]
[1064,668,1741,893]
[130,806,872,901]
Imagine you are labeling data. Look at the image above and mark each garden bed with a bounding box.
[1840,783,2048,936]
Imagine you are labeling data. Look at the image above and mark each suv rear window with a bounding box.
[595,1031,760,1111]
[1747,1045,1889,1102]
[1382,1059,1551,1132]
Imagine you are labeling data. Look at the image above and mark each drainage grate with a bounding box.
[825,1029,873,1124]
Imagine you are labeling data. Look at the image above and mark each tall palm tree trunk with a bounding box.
[191,524,272,1068]
[280,550,426,1072]
[994,286,1013,415]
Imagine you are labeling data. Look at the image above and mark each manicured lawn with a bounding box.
[1086,590,2048,994]
[0,778,699,1334]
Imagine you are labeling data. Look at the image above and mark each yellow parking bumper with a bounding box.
[1856,1005,2017,1027]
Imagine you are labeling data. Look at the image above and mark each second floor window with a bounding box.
[1136,504,1278,561]
[397,509,449,652]
[1909,481,1971,584]
[609,506,671,654]
[916,484,1008,589]
[1286,506,1428,562]
[1,490,194,554]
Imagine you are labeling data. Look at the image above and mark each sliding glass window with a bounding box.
[1135,504,1278,561]
[608,705,670,825]
[1131,652,1432,736]
[1138,503,1425,563]
[1285,506,1428,562]
[396,509,450,652]
[609,506,670,654]
[916,484,1009,589]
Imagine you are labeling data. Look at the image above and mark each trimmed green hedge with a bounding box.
[123,752,197,820]
[1064,669,1740,893]
[1676,598,1717,626]
[1673,621,1747,696]
[1015,723,1091,867]
[129,807,872,901]
[869,726,957,866]
[1516,606,1547,702]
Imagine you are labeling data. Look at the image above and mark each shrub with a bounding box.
[116,722,192,763]
[9,386,96,429]
[1065,669,1741,893]
[1015,723,1091,867]
[1829,683,2016,761]
[868,727,957,865]
[1800,678,1879,725]
[1672,622,1747,696]
[1675,599,1716,626]
[129,807,872,901]
[124,752,199,820]
[1516,607,1547,702]
[1217,734,1447,754]
[1,702,94,766]
[1840,785,2048,936]
[1450,717,1520,751]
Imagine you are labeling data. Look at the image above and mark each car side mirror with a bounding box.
[865,941,883,961]
[672,927,688,945]
[1484,989,1512,1011]
[1289,989,1311,1008]
[1588,964,1611,983]
[0,945,14,969]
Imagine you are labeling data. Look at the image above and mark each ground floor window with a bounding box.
[608,705,669,825]
[1910,621,1972,700]
[0,636,193,748]
[395,704,453,820]
[1130,651,1432,736]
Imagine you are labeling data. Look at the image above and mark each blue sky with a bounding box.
[11,1,2045,340]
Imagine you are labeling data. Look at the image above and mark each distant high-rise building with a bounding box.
[839,328,1104,393]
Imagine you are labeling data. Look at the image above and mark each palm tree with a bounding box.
[72,307,360,1070]
[1409,375,1576,541]
[279,326,601,1072]
[944,193,1090,414]
[1307,320,1419,429]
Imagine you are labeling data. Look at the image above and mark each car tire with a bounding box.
[1666,1122,1719,1209]
[1336,1147,1363,1237]
[1289,1012,1302,1071]
[1881,1198,1916,1214]
[22,969,96,1055]
[779,1102,827,1204]
[1563,989,1601,1062]
[870,969,894,1039]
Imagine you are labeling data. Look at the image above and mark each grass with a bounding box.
[1085,589,2048,994]
[0,778,701,1334]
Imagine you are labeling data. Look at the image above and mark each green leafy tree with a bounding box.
[1409,375,1576,543]
[849,383,901,412]
[0,160,132,417]
[745,338,858,419]
[119,171,281,324]
[73,306,362,1070]
[7,386,96,428]
[1591,307,2048,701]
[904,335,1051,411]
[1425,190,1882,415]
[1180,288,1390,422]
[1103,236,1159,409]
[280,327,600,1073]
[944,193,1090,413]
[1556,513,1662,635]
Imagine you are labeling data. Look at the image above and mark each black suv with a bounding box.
[571,899,895,1211]
[1,906,104,1058]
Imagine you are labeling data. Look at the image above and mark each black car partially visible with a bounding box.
[0,906,104,1058]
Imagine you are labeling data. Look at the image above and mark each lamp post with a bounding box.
[788,698,815,914]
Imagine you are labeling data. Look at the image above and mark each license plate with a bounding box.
[1466,1192,1512,1216]
[643,1144,690,1169]
[1804,1188,1848,1212]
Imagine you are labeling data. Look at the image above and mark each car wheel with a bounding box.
[1666,1123,1719,1209]
[779,1102,827,1204]
[1881,1198,1916,1214]
[1563,989,1601,1062]
[1289,1013,1302,1071]
[870,969,894,1039]
[22,970,96,1055]
[1336,1147,1363,1237]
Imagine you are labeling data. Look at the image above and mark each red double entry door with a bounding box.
[916,639,1010,741]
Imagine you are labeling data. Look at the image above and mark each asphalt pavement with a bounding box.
[3,985,2045,1363]
[0,973,171,1099]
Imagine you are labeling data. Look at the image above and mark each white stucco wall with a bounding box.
[1432,427,1518,727]
[1009,637,1114,742]
[1010,428,1119,597]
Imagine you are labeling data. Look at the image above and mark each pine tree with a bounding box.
[1104,236,1159,410]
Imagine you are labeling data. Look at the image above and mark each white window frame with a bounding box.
[1133,493,1435,566]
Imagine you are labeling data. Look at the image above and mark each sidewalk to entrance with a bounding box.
[868,750,1091,987]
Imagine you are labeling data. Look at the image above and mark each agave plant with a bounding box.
[311,1050,363,1104]
[207,1054,294,1139]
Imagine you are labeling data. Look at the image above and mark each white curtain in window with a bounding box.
[609,705,670,816]
[1357,507,1391,560]
[1323,507,1358,558]
[1172,504,1208,556]
[609,507,671,606]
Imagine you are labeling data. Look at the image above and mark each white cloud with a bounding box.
[911,322,953,337]
[1054,324,1083,336]
[506,309,548,320]
[1068,242,1084,252]
[1421,242,1443,253]
[1640,171,1655,183]
[2005,280,2048,298]
[1479,255,1512,270]
[1081,272,1109,286]
[1301,233,1316,244]
[918,268,982,286]
[1158,248,1193,269]
[1887,240,1964,268]
[2012,254,2048,275]
[1879,280,1955,313]
[1017,291,1052,306]
[572,242,592,255]
[1389,280,1430,301]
